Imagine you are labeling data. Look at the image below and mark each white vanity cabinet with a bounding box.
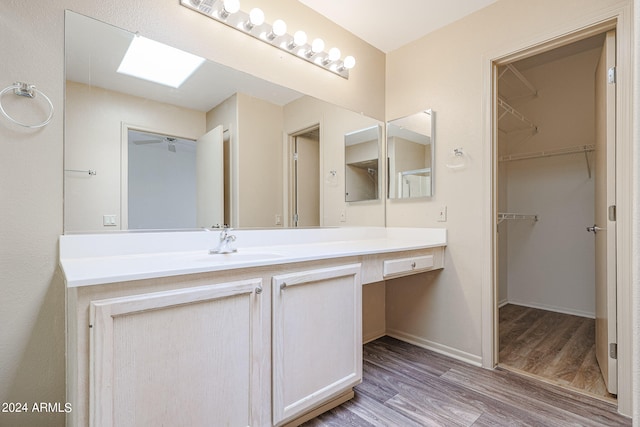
[86,279,266,427]
[271,264,362,426]
[61,227,447,427]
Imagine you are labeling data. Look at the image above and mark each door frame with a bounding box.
[482,5,634,415]
[284,123,321,227]
[120,122,197,230]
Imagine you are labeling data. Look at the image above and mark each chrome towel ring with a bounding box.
[0,82,54,129]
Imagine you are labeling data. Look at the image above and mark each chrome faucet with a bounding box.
[209,227,237,254]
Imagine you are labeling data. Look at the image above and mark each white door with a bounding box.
[593,30,617,394]
[291,131,320,227]
[196,125,224,228]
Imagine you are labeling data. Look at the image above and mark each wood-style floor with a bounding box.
[304,336,630,426]
[499,304,614,401]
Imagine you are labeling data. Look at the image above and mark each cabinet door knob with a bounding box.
[255,286,263,295]
[411,262,417,269]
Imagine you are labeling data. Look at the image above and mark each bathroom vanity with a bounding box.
[60,227,446,426]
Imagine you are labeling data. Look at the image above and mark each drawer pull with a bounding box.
[383,255,434,277]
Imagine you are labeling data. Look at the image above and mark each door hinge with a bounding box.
[293,213,299,223]
[610,343,617,359]
[293,152,299,161]
[608,66,616,84]
[608,205,616,221]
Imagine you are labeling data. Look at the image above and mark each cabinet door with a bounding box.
[89,279,265,427]
[272,264,362,426]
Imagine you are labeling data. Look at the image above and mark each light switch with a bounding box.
[103,214,117,226]
[437,206,447,222]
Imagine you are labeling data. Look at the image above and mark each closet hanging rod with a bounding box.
[498,144,595,162]
[497,213,538,224]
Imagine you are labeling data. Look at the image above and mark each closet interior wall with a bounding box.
[498,37,604,318]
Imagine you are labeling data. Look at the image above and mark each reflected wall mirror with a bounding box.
[344,125,381,202]
[387,110,435,199]
[64,11,384,233]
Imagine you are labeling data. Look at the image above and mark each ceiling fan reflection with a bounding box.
[134,136,178,152]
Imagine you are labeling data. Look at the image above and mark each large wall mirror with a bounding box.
[64,11,384,233]
[387,110,435,199]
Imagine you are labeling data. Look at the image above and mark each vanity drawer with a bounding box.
[383,255,434,277]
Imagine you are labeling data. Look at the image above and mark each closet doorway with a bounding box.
[494,30,617,402]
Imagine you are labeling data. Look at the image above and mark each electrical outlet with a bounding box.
[339,210,347,222]
[437,206,447,222]
[275,214,282,225]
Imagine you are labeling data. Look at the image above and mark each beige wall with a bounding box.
[385,0,635,415]
[65,81,205,232]
[634,2,640,423]
[237,93,284,227]
[0,1,384,426]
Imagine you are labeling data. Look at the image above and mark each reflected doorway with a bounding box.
[127,129,197,229]
[125,126,225,230]
[289,126,320,227]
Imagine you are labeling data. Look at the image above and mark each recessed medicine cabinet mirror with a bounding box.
[63,11,384,232]
[387,109,435,199]
[344,125,381,202]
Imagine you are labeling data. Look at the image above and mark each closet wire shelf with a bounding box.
[497,98,538,134]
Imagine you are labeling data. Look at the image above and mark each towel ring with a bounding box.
[445,148,467,170]
[0,82,54,129]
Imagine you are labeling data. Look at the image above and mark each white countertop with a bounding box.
[59,227,446,287]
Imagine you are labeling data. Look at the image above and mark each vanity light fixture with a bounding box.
[180,0,355,79]
[117,35,205,88]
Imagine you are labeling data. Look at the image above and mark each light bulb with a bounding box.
[328,47,340,61]
[311,38,325,54]
[343,55,356,69]
[293,30,307,46]
[272,19,287,36]
[249,8,264,26]
[288,30,307,50]
[223,0,240,14]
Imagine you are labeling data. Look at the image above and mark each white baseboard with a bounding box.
[363,329,386,344]
[505,299,595,319]
[385,329,482,367]
[498,298,509,308]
